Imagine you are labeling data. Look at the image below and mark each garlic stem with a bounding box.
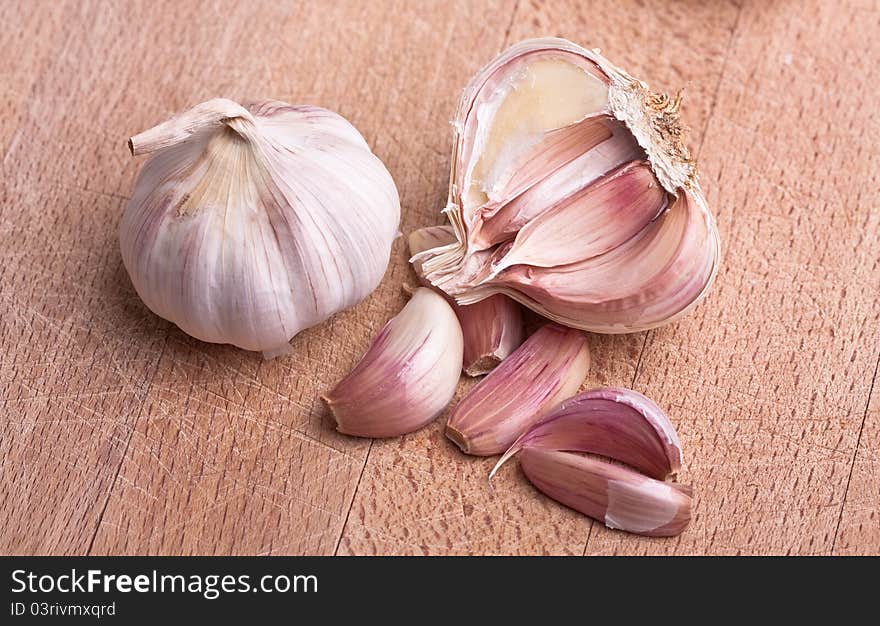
[128,98,257,156]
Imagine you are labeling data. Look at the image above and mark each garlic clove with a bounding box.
[418,38,720,334]
[122,98,400,355]
[472,116,644,249]
[445,324,590,455]
[461,188,718,333]
[520,447,691,537]
[459,295,524,377]
[408,225,524,377]
[322,287,463,438]
[473,115,612,231]
[492,387,683,481]
[492,385,691,536]
[490,160,667,272]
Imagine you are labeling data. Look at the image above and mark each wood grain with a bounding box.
[834,372,880,554]
[1,0,878,555]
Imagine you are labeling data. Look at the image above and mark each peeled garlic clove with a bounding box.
[492,387,682,480]
[121,98,400,355]
[408,225,524,377]
[420,38,720,333]
[445,324,590,456]
[322,287,463,438]
[520,448,691,537]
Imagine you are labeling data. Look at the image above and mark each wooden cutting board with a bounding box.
[1,0,878,555]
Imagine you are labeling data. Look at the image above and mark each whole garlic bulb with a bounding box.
[414,39,720,333]
[121,98,400,355]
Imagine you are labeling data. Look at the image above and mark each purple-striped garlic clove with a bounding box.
[492,386,691,537]
[416,38,720,334]
[489,160,667,273]
[520,448,691,537]
[478,189,718,333]
[445,324,590,456]
[408,225,524,377]
[322,287,463,438]
[472,117,644,248]
[492,387,683,480]
[459,295,524,377]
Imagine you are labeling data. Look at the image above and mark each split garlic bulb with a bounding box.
[414,38,720,333]
[121,98,400,355]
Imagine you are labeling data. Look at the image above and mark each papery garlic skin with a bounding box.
[408,226,459,273]
[322,288,463,438]
[416,38,720,334]
[446,324,590,456]
[121,98,400,355]
[408,225,524,376]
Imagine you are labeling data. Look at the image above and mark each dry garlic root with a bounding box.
[121,98,400,357]
[412,38,720,332]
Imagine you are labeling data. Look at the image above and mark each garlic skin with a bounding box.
[322,288,463,438]
[415,38,720,334]
[121,98,400,355]
[408,225,459,276]
[408,225,524,376]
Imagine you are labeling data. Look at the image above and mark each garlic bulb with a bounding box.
[121,98,400,355]
[414,38,720,333]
